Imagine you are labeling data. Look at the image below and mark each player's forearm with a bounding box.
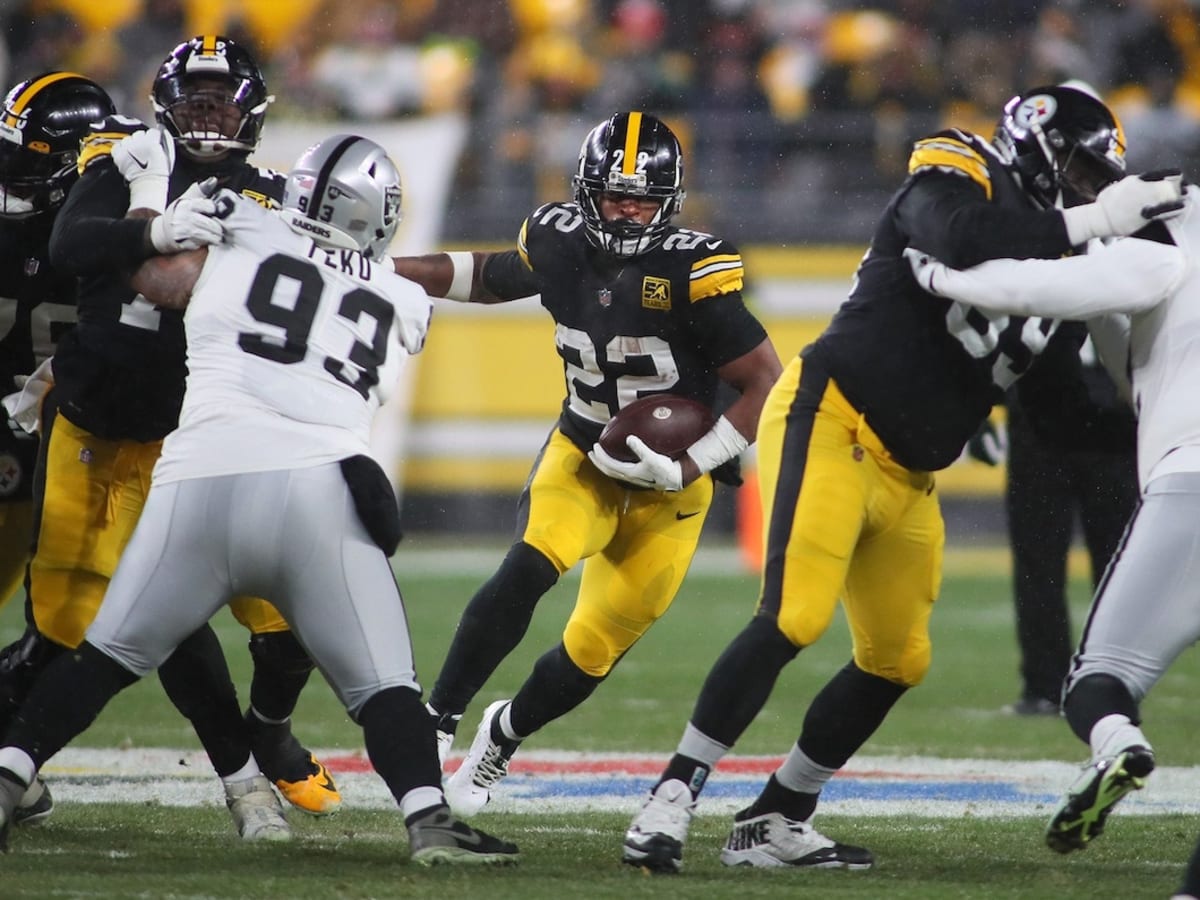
[128,250,206,310]
[391,251,500,302]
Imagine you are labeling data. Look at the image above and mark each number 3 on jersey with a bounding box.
[239,253,394,400]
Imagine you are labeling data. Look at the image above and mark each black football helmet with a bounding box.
[151,34,272,160]
[0,71,114,219]
[573,111,685,257]
[994,84,1126,208]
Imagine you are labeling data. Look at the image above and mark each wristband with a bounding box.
[128,174,168,214]
[684,415,749,474]
[446,251,475,301]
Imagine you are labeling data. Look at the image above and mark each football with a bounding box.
[598,394,715,463]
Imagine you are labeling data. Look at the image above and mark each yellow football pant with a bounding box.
[521,429,713,677]
[30,409,289,648]
[755,356,944,687]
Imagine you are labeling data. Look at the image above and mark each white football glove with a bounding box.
[1061,170,1185,245]
[112,127,175,213]
[149,178,225,254]
[904,246,947,295]
[587,436,684,492]
[966,419,1007,466]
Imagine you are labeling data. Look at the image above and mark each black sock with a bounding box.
[158,625,249,777]
[430,541,558,715]
[1063,673,1141,744]
[507,643,603,739]
[360,686,441,803]
[737,774,818,822]
[660,754,711,798]
[798,660,907,768]
[7,641,137,768]
[247,630,314,722]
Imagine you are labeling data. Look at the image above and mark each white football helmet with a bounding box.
[282,133,402,259]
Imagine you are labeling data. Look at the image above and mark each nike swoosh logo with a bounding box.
[676,510,701,520]
[128,153,148,170]
[705,240,721,249]
[418,823,485,846]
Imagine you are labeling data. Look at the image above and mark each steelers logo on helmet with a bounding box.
[573,111,685,258]
[1012,94,1057,131]
[152,35,273,160]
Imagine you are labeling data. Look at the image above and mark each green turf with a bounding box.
[1,538,1197,898]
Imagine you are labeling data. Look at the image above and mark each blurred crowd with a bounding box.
[4,0,1200,242]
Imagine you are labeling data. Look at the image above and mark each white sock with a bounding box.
[400,785,446,820]
[676,722,730,768]
[0,747,35,787]
[221,755,263,788]
[775,745,837,795]
[1089,713,1151,759]
[498,702,526,742]
[248,706,289,727]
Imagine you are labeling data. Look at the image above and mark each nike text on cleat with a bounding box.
[12,776,53,827]
[444,700,515,816]
[225,774,292,842]
[622,778,696,874]
[407,804,520,866]
[1045,745,1156,854]
[719,810,874,869]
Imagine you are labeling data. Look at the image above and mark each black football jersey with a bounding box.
[0,215,77,395]
[806,129,1080,472]
[482,201,768,453]
[48,118,285,441]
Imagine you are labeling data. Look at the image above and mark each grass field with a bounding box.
[2,536,1198,898]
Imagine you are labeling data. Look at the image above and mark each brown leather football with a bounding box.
[598,394,715,463]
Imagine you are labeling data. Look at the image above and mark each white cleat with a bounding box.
[621,778,696,873]
[720,811,874,869]
[225,774,291,842]
[443,700,513,816]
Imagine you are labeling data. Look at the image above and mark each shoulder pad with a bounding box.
[77,114,151,174]
[689,242,744,302]
[908,128,992,199]
[518,201,581,271]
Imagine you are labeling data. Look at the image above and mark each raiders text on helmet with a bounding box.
[282,133,403,259]
[152,35,273,160]
[573,111,686,257]
[0,71,115,218]
[994,84,1126,208]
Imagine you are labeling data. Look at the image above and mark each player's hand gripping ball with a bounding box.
[598,394,715,463]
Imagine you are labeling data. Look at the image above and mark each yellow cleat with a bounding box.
[273,754,341,817]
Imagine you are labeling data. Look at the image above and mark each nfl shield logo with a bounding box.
[598,288,612,308]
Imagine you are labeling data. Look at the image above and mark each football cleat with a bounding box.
[622,778,696,874]
[444,700,515,816]
[407,804,520,866]
[427,703,461,770]
[225,774,291,841]
[0,767,27,852]
[12,776,52,827]
[720,810,874,869]
[246,711,341,816]
[1045,745,1156,853]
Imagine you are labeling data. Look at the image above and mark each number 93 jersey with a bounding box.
[153,193,432,485]
[504,200,768,452]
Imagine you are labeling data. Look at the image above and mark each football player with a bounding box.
[900,145,1191,862]
[617,85,1185,873]
[0,70,117,830]
[391,111,782,814]
[8,36,337,830]
[0,132,519,864]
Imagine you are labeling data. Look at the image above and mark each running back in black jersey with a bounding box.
[807,128,1078,471]
[48,115,284,441]
[483,200,768,454]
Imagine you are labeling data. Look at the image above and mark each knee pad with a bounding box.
[249,630,315,677]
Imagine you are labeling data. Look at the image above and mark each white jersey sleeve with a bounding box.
[154,192,433,484]
[919,236,1185,319]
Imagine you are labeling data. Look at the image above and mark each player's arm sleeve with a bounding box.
[479,248,542,300]
[895,172,1075,268]
[48,164,155,274]
[921,238,1184,318]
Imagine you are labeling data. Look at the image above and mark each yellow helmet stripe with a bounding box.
[5,71,82,128]
[622,111,642,175]
[201,34,219,55]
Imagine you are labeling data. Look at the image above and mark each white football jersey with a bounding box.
[920,196,1200,488]
[153,191,432,484]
